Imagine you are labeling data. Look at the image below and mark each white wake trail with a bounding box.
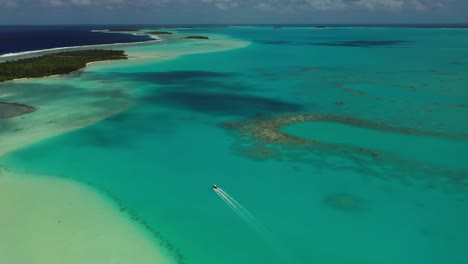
[218,190,263,229]
[214,187,289,263]
[216,190,248,221]
[218,189,258,220]
[215,188,281,250]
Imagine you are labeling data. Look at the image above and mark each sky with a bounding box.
[0,0,467,25]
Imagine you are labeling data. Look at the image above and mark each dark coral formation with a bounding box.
[323,192,369,212]
[231,143,283,161]
[148,31,173,35]
[314,40,410,47]
[223,114,317,145]
[222,113,468,190]
[223,114,392,163]
[183,36,209,40]
[0,102,36,119]
[223,113,444,146]
[257,40,409,47]
[343,88,366,96]
[291,66,320,72]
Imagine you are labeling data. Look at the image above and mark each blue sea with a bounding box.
[0,25,153,56]
[1,25,468,264]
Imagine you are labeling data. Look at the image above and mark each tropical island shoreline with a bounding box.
[0,30,252,264]
[0,49,128,83]
[0,50,178,263]
[0,29,160,60]
[0,33,174,264]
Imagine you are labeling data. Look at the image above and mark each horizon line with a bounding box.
[1,22,468,26]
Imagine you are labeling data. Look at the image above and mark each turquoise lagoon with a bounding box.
[2,27,468,264]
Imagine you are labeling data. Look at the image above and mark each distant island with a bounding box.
[148,31,173,35]
[108,28,141,32]
[183,36,210,40]
[0,49,127,82]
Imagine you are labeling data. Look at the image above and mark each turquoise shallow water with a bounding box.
[282,121,468,170]
[2,27,468,263]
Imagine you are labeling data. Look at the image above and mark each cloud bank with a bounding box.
[0,0,458,11]
[0,0,465,24]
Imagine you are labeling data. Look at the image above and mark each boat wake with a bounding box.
[214,186,285,259]
[215,188,265,232]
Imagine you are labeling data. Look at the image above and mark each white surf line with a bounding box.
[0,32,161,59]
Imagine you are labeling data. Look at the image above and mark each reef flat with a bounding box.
[223,113,468,190]
[223,113,467,145]
[0,102,36,119]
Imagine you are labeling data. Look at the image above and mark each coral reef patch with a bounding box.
[0,102,36,119]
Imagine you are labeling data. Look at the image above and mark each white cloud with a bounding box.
[71,0,92,5]
[411,0,427,10]
[48,0,65,6]
[0,0,459,11]
[5,0,18,7]
[37,0,127,7]
[196,0,447,11]
[201,0,238,9]
[353,0,405,10]
[303,0,347,11]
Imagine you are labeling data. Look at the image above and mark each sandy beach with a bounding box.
[0,51,171,264]
[0,76,176,263]
[0,170,174,264]
[0,76,175,264]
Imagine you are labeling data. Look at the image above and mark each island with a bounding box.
[108,28,141,32]
[183,36,209,40]
[0,49,128,82]
[148,31,173,35]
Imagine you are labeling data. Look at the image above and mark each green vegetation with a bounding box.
[0,49,127,82]
[148,31,173,35]
[183,36,209,40]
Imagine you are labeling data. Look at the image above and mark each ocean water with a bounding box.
[0,25,152,56]
[1,26,468,264]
